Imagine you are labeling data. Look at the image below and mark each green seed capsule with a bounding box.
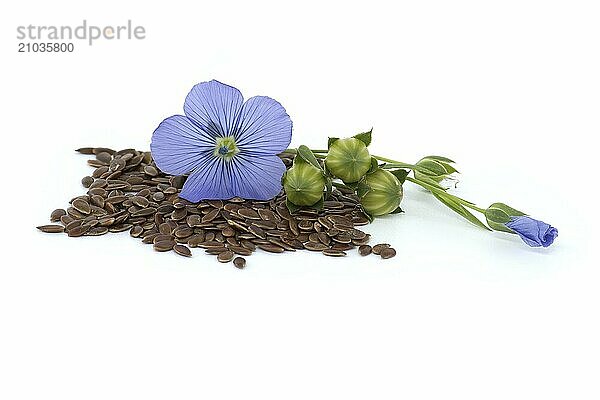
[360,169,403,216]
[413,156,456,183]
[325,138,371,183]
[283,162,326,206]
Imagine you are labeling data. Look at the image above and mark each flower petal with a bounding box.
[235,96,292,155]
[184,80,244,137]
[179,154,233,202]
[178,154,285,202]
[505,216,558,247]
[229,154,286,200]
[150,115,215,175]
[541,225,558,247]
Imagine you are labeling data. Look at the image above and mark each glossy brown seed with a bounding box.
[72,198,91,215]
[248,225,266,239]
[110,158,126,171]
[332,232,352,244]
[204,232,216,242]
[132,207,157,217]
[142,233,161,244]
[297,220,314,231]
[204,248,228,255]
[153,234,173,244]
[233,257,246,269]
[132,196,150,208]
[217,250,235,263]
[173,244,192,257]
[130,225,144,237]
[187,234,205,247]
[254,243,284,253]
[322,249,346,257]
[331,243,353,251]
[304,242,329,251]
[109,224,133,233]
[352,216,370,226]
[50,209,67,222]
[252,220,277,230]
[152,192,165,202]
[170,175,186,189]
[93,147,116,155]
[67,225,90,237]
[157,204,174,214]
[352,236,371,246]
[197,240,225,249]
[258,209,278,221]
[350,229,367,240]
[81,176,94,188]
[37,224,65,233]
[90,195,105,208]
[317,216,332,229]
[96,152,112,164]
[98,217,115,227]
[154,240,176,252]
[228,246,253,256]
[380,247,397,259]
[372,243,390,255]
[174,226,193,238]
[171,208,187,221]
[238,208,260,219]
[317,232,330,245]
[87,188,106,197]
[92,166,109,178]
[358,245,372,256]
[86,226,109,236]
[308,233,320,243]
[186,214,202,227]
[65,220,83,231]
[88,159,107,168]
[136,188,151,198]
[240,240,256,251]
[144,165,159,176]
[326,228,340,237]
[89,178,107,189]
[207,200,224,209]
[201,208,220,223]
[76,147,94,154]
[60,215,74,225]
[222,227,236,237]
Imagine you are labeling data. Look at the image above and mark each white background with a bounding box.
[1,1,598,399]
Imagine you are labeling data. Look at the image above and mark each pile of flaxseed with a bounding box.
[37,147,397,267]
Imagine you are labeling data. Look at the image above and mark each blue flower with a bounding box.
[150,80,292,202]
[505,216,558,247]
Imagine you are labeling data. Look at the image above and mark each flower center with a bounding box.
[214,136,239,161]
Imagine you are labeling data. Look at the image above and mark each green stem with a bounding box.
[282,148,325,159]
[405,177,486,213]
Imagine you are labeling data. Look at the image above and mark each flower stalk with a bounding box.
[282,143,557,247]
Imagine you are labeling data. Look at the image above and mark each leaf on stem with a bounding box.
[297,145,322,170]
[352,128,373,147]
[422,155,456,164]
[356,181,371,197]
[367,157,380,174]
[390,169,409,184]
